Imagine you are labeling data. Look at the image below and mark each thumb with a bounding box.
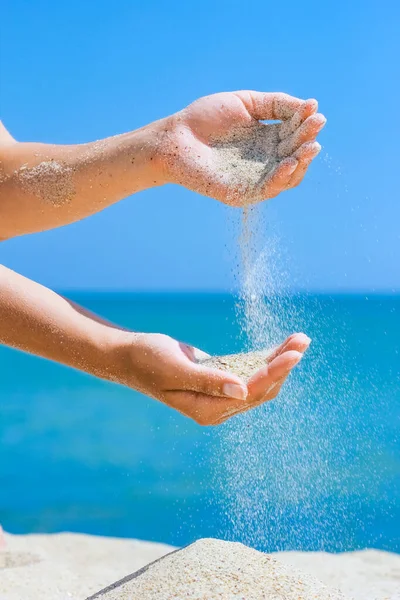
[185,364,248,401]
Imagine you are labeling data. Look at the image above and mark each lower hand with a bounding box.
[113,331,311,425]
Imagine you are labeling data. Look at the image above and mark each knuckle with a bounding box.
[275,92,286,103]
[150,332,172,346]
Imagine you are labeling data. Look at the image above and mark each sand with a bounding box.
[17,160,75,205]
[1,532,399,600]
[277,551,400,600]
[88,538,348,600]
[211,122,289,205]
[200,348,274,380]
[0,532,173,600]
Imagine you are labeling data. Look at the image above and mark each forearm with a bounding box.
[0,120,168,238]
[0,264,128,380]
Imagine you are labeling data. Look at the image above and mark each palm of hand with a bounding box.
[163,91,326,205]
[127,332,310,426]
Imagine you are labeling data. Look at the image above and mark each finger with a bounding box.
[279,99,319,140]
[213,353,300,425]
[247,350,303,403]
[172,343,247,400]
[256,333,311,364]
[234,91,309,121]
[190,347,306,426]
[262,158,298,199]
[261,378,285,402]
[266,333,311,363]
[191,346,211,361]
[164,389,247,426]
[202,345,309,425]
[171,362,248,401]
[293,140,322,163]
[278,114,326,158]
[213,367,295,425]
[231,377,289,421]
[288,141,322,188]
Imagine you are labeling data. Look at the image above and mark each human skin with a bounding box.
[0,90,322,424]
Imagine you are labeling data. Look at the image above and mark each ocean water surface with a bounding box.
[0,293,399,553]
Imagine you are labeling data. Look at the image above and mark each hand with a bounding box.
[160,91,326,206]
[115,331,311,425]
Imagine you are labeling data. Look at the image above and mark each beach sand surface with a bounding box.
[0,532,399,600]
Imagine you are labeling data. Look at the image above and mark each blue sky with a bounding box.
[1,0,399,292]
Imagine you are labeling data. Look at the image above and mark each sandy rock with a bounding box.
[87,538,349,600]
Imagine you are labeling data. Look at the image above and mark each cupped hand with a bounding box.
[117,331,311,425]
[160,91,326,206]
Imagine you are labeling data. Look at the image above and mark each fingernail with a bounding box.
[296,333,312,344]
[283,158,297,174]
[223,383,248,401]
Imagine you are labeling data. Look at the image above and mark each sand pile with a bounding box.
[88,538,349,600]
[1,532,399,599]
[200,348,274,380]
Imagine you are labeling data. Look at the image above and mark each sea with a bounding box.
[0,293,399,553]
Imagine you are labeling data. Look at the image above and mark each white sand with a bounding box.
[276,551,400,600]
[211,123,283,205]
[199,348,274,380]
[166,120,292,207]
[88,538,348,600]
[0,532,399,600]
[0,532,173,600]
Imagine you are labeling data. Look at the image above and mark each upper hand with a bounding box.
[159,91,326,206]
[114,331,311,425]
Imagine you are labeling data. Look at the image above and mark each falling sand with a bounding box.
[199,123,292,380]
[200,206,281,382]
[210,178,387,554]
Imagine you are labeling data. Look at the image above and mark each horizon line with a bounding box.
[59,289,400,296]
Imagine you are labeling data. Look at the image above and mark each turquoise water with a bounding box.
[0,293,399,553]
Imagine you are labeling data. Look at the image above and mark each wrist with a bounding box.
[117,119,172,190]
[103,114,181,190]
[100,328,135,386]
[147,113,185,186]
[141,117,175,187]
